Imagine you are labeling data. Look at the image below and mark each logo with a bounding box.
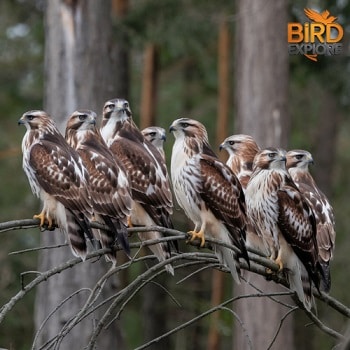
[288,8,343,61]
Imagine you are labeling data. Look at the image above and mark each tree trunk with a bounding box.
[34,1,127,348]
[207,20,231,350]
[140,43,158,130]
[314,90,339,197]
[233,1,292,349]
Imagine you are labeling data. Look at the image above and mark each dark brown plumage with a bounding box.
[287,149,335,293]
[65,110,133,264]
[100,98,175,274]
[19,110,93,259]
[246,147,322,310]
[170,118,248,283]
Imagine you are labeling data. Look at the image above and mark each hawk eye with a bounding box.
[295,154,303,160]
[268,153,275,158]
[181,122,189,128]
[104,103,114,111]
[123,102,129,109]
[149,132,156,137]
[78,114,87,121]
[229,141,235,145]
[27,114,35,121]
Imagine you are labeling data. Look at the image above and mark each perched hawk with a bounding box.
[141,126,166,161]
[65,110,133,264]
[100,98,174,274]
[169,118,248,283]
[219,134,266,255]
[286,149,335,293]
[219,134,260,190]
[245,148,322,309]
[19,110,93,259]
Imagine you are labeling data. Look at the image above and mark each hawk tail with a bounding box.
[65,210,88,260]
[215,245,241,284]
[104,215,131,257]
[288,259,315,311]
[238,230,250,268]
[138,230,174,275]
[319,261,331,293]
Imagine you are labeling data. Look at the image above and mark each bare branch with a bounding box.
[267,307,298,350]
[134,291,297,350]
[0,217,349,348]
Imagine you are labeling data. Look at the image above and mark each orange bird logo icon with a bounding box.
[303,9,338,61]
[304,8,337,25]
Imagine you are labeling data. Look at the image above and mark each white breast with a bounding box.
[171,139,202,226]
[100,118,116,146]
[245,170,280,250]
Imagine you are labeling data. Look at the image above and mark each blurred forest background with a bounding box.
[0,0,350,349]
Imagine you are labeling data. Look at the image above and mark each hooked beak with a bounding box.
[306,154,314,165]
[279,152,287,162]
[18,118,25,126]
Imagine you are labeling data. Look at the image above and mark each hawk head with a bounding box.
[169,118,208,141]
[253,147,287,171]
[219,134,259,158]
[18,110,56,132]
[102,98,132,125]
[286,150,314,171]
[66,110,97,132]
[142,126,166,144]
[169,118,216,158]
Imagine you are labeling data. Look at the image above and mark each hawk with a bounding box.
[286,149,335,292]
[65,110,133,264]
[169,118,248,283]
[100,98,175,275]
[219,134,260,190]
[141,126,167,161]
[245,147,322,310]
[219,134,266,255]
[19,110,93,259]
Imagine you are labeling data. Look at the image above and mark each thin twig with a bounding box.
[32,288,92,350]
[134,291,296,350]
[0,217,349,348]
[267,307,298,350]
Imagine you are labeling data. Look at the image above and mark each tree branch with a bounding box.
[0,218,349,348]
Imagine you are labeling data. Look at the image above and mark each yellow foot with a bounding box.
[187,230,205,247]
[274,255,283,271]
[33,212,55,230]
[266,255,283,274]
[127,216,133,228]
[33,212,46,227]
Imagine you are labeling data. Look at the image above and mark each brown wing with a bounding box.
[79,142,131,221]
[293,173,335,292]
[109,137,173,227]
[199,154,248,260]
[277,180,320,287]
[30,140,92,215]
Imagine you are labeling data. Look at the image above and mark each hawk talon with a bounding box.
[33,212,46,227]
[33,212,55,230]
[266,255,284,274]
[274,255,283,271]
[127,216,133,228]
[187,230,205,247]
